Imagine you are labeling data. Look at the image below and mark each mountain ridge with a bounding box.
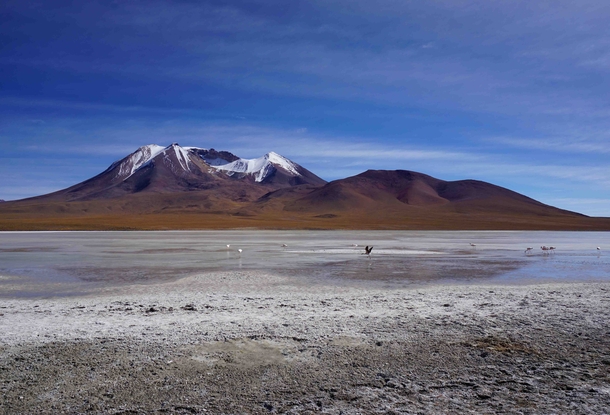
[1,143,608,231]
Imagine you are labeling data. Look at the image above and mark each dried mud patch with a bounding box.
[2,282,610,414]
[469,335,541,356]
[187,338,296,367]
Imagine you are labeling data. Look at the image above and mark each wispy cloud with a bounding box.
[5,0,610,119]
[210,127,479,162]
[484,135,610,155]
[2,1,610,214]
[0,96,210,116]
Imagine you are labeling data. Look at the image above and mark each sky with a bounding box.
[1,0,610,216]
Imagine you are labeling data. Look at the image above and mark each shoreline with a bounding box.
[2,274,610,413]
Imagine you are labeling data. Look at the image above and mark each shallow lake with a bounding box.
[0,231,608,297]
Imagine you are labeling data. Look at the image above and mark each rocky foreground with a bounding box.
[1,272,610,414]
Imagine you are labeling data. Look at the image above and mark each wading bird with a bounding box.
[362,246,373,256]
[525,247,534,254]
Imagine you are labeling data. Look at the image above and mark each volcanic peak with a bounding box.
[69,143,327,200]
[107,143,305,185]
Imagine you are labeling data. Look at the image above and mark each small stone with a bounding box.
[477,389,493,399]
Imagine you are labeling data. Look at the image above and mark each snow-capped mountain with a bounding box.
[38,143,326,202]
[3,143,602,231]
[106,143,318,185]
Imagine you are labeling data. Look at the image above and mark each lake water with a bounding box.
[0,231,608,297]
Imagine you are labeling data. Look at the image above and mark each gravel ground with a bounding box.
[2,271,610,414]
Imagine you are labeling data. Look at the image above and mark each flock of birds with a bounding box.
[470,243,599,254]
[224,243,601,257]
[525,246,602,255]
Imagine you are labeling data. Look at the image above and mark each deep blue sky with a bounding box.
[1,0,609,216]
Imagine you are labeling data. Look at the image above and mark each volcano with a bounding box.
[33,143,326,202]
[1,144,608,231]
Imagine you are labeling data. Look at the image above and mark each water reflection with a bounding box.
[0,230,608,297]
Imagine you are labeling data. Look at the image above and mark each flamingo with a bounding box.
[525,247,533,254]
[541,246,551,254]
[470,243,476,247]
[362,246,373,256]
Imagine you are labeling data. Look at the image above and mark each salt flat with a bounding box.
[1,230,609,297]
[1,231,609,413]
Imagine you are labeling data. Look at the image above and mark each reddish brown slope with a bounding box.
[276,169,582,217]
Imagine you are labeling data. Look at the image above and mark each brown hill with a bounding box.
[229,170,609,230]
[274,170,582,217]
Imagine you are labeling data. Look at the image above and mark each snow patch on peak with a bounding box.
[214,152,302,182]
[114,144,166,180]
[265,152,300,176]
[166,144,191,172]
[140,144,166,156]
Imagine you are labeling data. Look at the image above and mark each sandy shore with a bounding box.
[2,271,610,414]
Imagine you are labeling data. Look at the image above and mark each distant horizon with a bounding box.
[2,1,609,216]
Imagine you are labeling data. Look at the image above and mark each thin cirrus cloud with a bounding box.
[9,121,478,165]
[122,1,610,115]
[1,1,610,215]
[483,136,610,155]
[5,0,608,118]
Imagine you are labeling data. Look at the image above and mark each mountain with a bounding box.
[1,145,609,231]
[30,143,326,203]
[273,169,581,217]
[241,169,590,228]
